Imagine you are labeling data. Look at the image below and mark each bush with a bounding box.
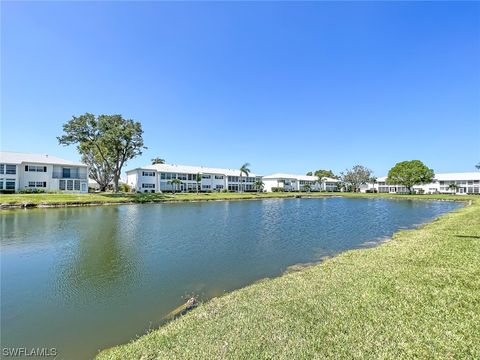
[18,188,46,194]
[119,183,132,193]
[0,189,15,194]
[271,187,285,192]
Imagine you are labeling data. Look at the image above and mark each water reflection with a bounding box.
[0,198,462,359]
[55,207,138,305]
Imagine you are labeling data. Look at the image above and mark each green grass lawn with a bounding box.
[96,196,480,359]
[1,191,477,207]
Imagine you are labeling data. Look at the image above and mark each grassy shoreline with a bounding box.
[0,191,476,209]
[96,196,480,359]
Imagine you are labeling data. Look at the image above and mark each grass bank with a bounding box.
[0,191,475,209]
[97,197,480,359]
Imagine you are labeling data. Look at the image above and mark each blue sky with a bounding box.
[1,1,479,177]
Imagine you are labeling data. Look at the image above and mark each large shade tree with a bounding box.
[58,113,146,192]
[387,160,434,194]
[79,143,113,192]
[341,165,373,192]
[306,169,338,179]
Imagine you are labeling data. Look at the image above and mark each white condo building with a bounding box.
[262,173,340,192]
[0,151,88,193]
[365,172,480,194]
[127,163,261,193]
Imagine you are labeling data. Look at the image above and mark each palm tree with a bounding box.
[151,157,165,165]
[168,178,182,194]
[303,183,312,192]
[476,162,480,171]
[195,173,202,194]
[369,176,377,193]
[239,162,251,193]
[448,183,458,195]
[316,176,324,192]
[254,179,264,193]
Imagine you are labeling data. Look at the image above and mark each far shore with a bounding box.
[0,191,476,210]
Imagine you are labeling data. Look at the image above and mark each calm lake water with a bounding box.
[1,197,461,359]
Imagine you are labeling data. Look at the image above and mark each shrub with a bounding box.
[271,187,285,192]
[0,189,15,194]
[119,183,132,193]
[18,188,46,194]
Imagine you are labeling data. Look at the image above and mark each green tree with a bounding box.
[239,162,251,192]
[195,173,202,194]
[168,178,182,194]
[58,113,145,192]
[79,143,113,192]
[387,160,434,194]
[341,165,373,192]
[448,183,459,194]
[151,157,165,165]
[369,176,377,193]
[254,179,264,193]
[311,169,337,179]
[303,183,312,192]
[476,162,480,171]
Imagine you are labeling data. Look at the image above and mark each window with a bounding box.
[74,180,80,191]
[25,165,47,172]
[202,174,211,179]
[6,180,15,190]
[67,180,74,190]
[59,180,66,190]
[215,185,224,189]
[0,180,3,190]
[215,175,224,179]
[177,173,187,180]
[63,168,71,178]
[6,165,16,174]
[142,183,155,188]
[28,182,46,188]
[0,164,4,174]
[142,171,155,177]
[160,173,166,180]
[81,182,87,192]
[202,184,211,189]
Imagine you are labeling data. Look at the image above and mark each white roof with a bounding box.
[0,151,86,167]
[377,172,480,183]
[323,177,340,183]
[130,163,259,177]
[263,173,340,182]
[434,172,480,181]
[262,173,319,181]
